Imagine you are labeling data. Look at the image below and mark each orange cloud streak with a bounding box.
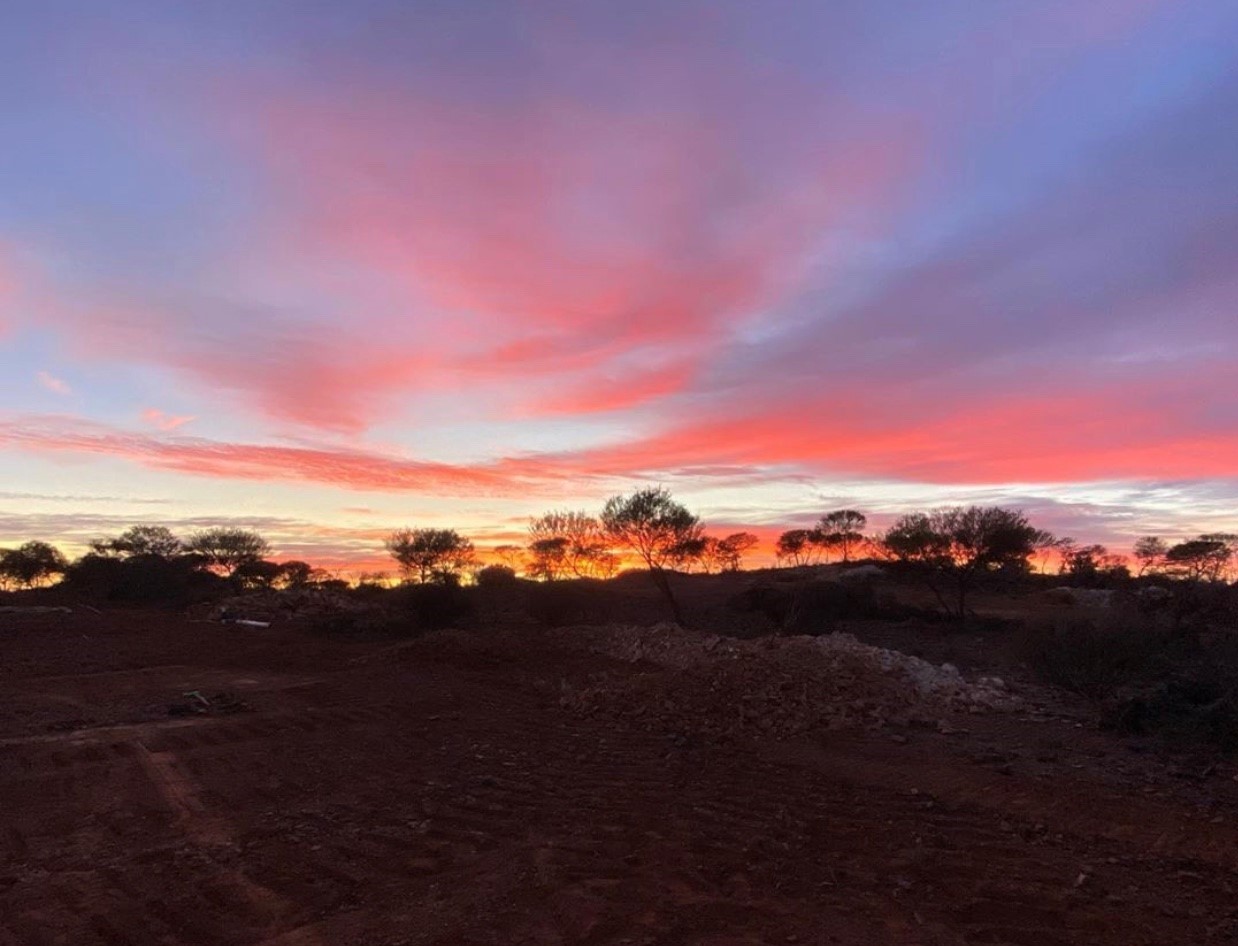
[568,377,1238,485]
[0,417,575,496]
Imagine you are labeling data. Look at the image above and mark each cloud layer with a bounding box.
[1,0,1237,562]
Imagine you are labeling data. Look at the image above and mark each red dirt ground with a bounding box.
[3,608,1238,945]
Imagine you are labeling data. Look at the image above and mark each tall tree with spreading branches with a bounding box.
[185,528,271,577]
[881,507,1039,619]
[527,510,616,579]
[385,528,476,584]
[90,525,183,559]
[601,487,702,625]
[0,541,68,589]
[815,510,867,563]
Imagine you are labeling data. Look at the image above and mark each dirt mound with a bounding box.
[204,587,367,623]
[556,624,1013,740]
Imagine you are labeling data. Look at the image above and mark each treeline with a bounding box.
[772,513,1237,586]
[3,489,1236,614]
[383,488,757,582]
[0,526,333,600]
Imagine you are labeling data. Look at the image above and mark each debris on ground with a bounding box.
[1045,587,1116,608]
[834,564,886,582]
[554,624,1015,741]
[167,690,250,717]
[204,588,366,624]
[0,605,73,615]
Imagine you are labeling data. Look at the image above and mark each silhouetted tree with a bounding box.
[815,510,867,563]
[492,544,527,574]
[880,507,1039,619]
[714,532,759,572]
[527,510,615,578]
[668,535,710,572]
[275,560,317,588]
[90,525,183,559]
[527,537,572,581]
[1062,544,1128,583]
[1132,536,1168,577]
[1029,530,1064,574]
[0,541,68,589]
[1164,534,1236,583]
[601,487,702,625]
[775,529,817,566]
[385,528,476,584]
[185,528,271,576]
[232,558,283,590]
[475,564,518,588]
[1053,538,1078,576]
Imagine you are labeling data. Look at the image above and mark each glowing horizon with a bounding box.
[2,1,1237,570]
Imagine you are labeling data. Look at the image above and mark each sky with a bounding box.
[2,0,1237,571]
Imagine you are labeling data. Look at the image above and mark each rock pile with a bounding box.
[207,587,367,623]
[555,624,1014,741]
[1045,587,1116,608]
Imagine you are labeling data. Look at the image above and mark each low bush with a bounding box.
[307,583,475,636]
[475,564,519,588]
[393,582,475,631]
[728,578,898,633]
[62,553,227,605]
[524,581,596,627]
[1023,612,1172,699]
[1025,610,1238,750]
[1101,655,1238,751]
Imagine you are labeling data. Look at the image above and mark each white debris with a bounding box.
[1046,587,1115,608]
[837,564,886,582]
[555,624,1016,740]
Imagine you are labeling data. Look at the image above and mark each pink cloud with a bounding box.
[36,371,72,396]
[52,76,912,432]
[6,355,1238,504]
[141,408,196,431]
[529,360,699,417]
[0,415,578,496]
[565,363,1238,486]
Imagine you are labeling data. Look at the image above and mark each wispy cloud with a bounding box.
[0,414,577,496]
[142,408,195,431]
[36,371,72,396]
[2,0,1237,551]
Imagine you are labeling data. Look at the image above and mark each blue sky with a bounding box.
[2,0,1237,568]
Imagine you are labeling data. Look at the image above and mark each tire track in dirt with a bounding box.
[6,633,1238,945]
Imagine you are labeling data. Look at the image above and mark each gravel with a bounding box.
[555,624,1015,740]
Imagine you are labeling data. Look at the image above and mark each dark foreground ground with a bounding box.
[3,607,1238,945]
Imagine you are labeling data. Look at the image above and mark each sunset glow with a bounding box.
[2,1,1237,568]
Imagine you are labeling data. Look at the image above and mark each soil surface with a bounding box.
[3,607,1238,945]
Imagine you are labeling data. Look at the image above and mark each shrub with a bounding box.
[1101,641,1238,750]
[62,553,227,604]
[393,582,474,631]
[1023,613,1172,699]
[728,578,892,633]
[475,564,519,588]
[784,579,882,632]
[1024,611,1238,750]
[524,581,594,627]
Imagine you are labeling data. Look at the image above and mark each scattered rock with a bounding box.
[205,588,369,623]
[554,624,1017,741]
[1046,587,1115,608]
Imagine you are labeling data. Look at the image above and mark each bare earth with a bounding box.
[3,609,1238,945]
